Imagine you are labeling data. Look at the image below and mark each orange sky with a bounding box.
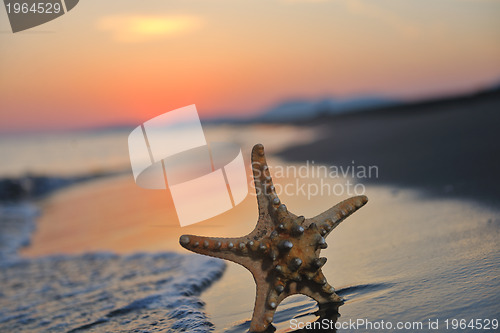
[1,0,500,132]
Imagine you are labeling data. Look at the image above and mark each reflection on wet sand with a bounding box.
[245,302,341,333]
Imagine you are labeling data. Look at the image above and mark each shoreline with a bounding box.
[278,87,500,206]
[5,176,499,332]
[0,196,226,333]
[2,103,499,332]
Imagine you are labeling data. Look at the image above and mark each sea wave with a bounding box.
[0,203,38,262]
[0,172,123,202]
[0,203,226,332]
[0,251,225,332]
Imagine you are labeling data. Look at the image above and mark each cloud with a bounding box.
[97,15,202,43]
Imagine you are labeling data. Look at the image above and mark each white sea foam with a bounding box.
[0,203,38,262]
[0,204,226,332]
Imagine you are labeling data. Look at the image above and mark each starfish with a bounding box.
[179,144,368,332]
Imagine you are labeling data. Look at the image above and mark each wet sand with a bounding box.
[203,186,500,332]
[279,88,500,205]
[18,163,500,332]
[21,157,358,258]
[18,170,500,333]
[21,125,320,257]
[14,99,500,332]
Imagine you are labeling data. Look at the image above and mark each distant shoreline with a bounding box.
[278,87,500,206]
[0,170,127,202]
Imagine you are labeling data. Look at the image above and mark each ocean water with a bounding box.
[0,204,226,333]
[0,130,132,177]
[0,204,38,262]
[0,125,319,178]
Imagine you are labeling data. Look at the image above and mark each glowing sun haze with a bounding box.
[97,15,202,43]
[0,0,499,132]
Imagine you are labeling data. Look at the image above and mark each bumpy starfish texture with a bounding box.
[179,144,368,332]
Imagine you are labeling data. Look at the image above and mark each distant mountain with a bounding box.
[255,96,399,121]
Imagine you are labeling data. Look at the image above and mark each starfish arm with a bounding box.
[285,271,343,305]
[298,284,343,304]
[252,144,280,220]
[250,276,277,332]
[251,144,274,219]
[307,195,368,237]
[252,144,298,226]
[179,235,257,266]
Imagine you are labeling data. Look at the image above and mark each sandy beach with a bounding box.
[1,92,498,332]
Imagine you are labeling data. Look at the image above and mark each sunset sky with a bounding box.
[1,0,500,132]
